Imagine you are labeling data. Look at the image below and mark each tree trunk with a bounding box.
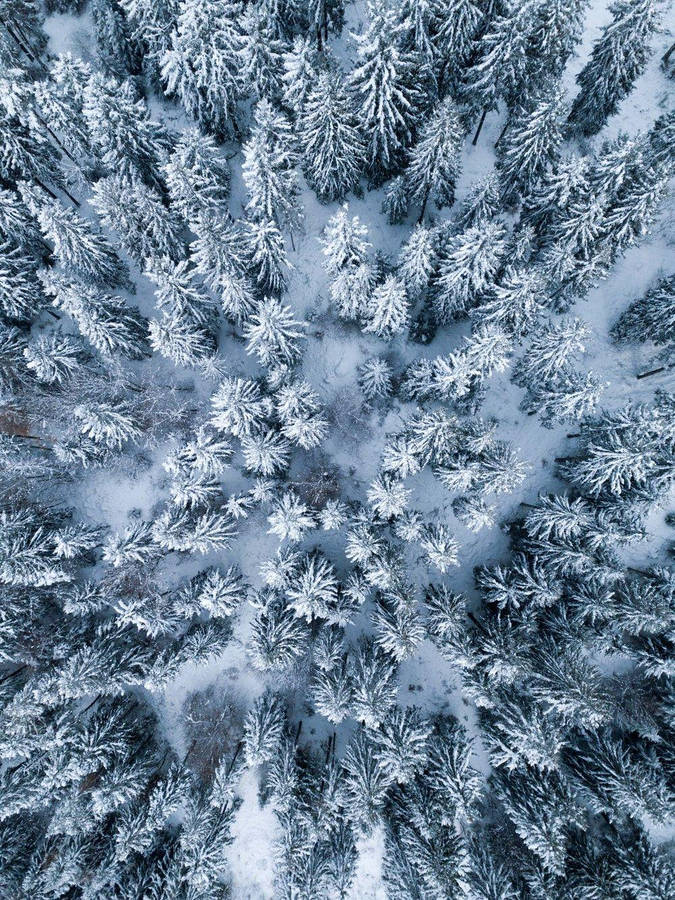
[662,41,675,67]
[317,25,322,53]
[0,664,27,685]
[494,121,509,148]
[472,108,488,146]
[637,365,671,379]
[417,187,430,224]
[34,178,59,201]
[60,184,81,207]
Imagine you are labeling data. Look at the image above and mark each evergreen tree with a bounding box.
[300,68,365,202]
[41,271,150,359]
[83,73,170,186]
[267,491,316,542]
[161,0,245,138]
[146,255,216,325]
[34,199,130,290]
[149,312,216,366]
[242,100,302,230]
[119,0,181,82]
[405,97,463,221]
[359,357,393,401]
[243,691,285,766]
[568,0,661,136]
[364,275,410,340]
[524,369,605,426]
[341,732,392,831]
[320,204,371,275]
[379,166,412,221]
[373,706,430,784]
[281,34,318,116]
[250,592,310,671]
[91,174,185,265]
[240,6,285,102]
[496,88,565,207]
[350,639,398,728]
[455,173,502,230]
[432,221,507,322]
[350,0,427,179]
[462,1,539,144]
[241,428,291,476]
[210,377,270,437]
[513,317,589,387]
[472,266,545,337]
[244,296,304,367]
[612,274,675,348]
[164,128,230,220]
[527,0,589,83]
[244,218,289,295]
[434,0,485,90]
[92,0,139,78]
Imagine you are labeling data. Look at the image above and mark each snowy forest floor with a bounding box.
[41,2,675,896]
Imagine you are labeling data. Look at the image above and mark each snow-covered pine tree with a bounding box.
[433,0,485,91]
[461,1,538,144]
[267,491,316,542]
[568,0,661,136]
[382,175,409,224]
[244,218,289,295]
[243,691,286,766]
[244,296,304,367]
[372,705,430,784]
[396,223,436,298]
[455,173,502,230]
[312,656,353,723]
[23,332,85,384]
[241,428,291,476]
[611,274,675,348]
[523,369,605,427]
[240,6,285,102]
[341,731,392,831]
[513,317,589,387]
[320,204,371,276]
[472,265,545,337]
[164,128,230,221]
[210,377,270,437]
[243,100,301,232]
[161,0,245,138]
[74,400,142,450]
[432,220,507,322]
[146,255,216,325]
[496,87,565,208]
[350,0,427,180]
[40,271,150,359]
[250,592,310,671]
[286,551,339,620]
[526,0,589,83]
[83,73,170,186]
[350,639,398,728]
[363,275,409,340]
[405,97,463,221]
[35,199,131,290]
[92,0,139,78]
[281,34,318,116]
[149,312,217,367]
[119,0,181,83]
[91,173,185,264]
[359,357,393,401]
[299,67,365,202]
